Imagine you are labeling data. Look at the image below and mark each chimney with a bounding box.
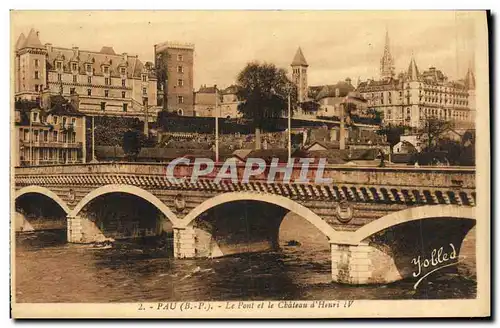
[122,52,128,62]
[72,46,79,57]
[45,43,52,53]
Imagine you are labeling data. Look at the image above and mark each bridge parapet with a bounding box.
[15,162,476,190]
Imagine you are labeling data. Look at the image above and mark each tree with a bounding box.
[366,107,384,125]
[236,62,297,149]
[300,100,320,113]
[376,124,409,147]
[419,117,453,151]
[122,130,144,161]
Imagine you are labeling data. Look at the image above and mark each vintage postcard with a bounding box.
[10,10,490,318]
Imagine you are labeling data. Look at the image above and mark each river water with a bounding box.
[14,215,476,303]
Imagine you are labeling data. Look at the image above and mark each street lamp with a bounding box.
[214,84,219,163]
[284,84,293,160]
[89,115,99,163]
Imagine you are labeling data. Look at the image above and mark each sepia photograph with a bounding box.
[10,10,490,318]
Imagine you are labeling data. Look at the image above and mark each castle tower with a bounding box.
[406,55,420,81]
[380,30,395,79]
[291,47,308,103]
[15,28,47,101]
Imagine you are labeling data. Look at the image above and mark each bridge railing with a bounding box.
[14,162,476,189]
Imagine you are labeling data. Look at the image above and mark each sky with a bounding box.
[11,10,478,89]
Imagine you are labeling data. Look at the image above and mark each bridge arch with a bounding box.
[68,184,180,225]
[15,186,70,214]
[351,205,476,244]
[181,191,336,240]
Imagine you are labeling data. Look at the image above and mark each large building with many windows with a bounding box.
[14,29,158,120]
[356,31,476,128]
[154,41,195,116]
[14,94,86,166]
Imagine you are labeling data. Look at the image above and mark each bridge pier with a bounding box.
[66,215,108,243]
[173,227,196,258]
[331,242,375,284]
[330,241,404,284]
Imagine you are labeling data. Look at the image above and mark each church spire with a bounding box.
[380,29,395,79]
[465,63,475,90]
[291,47,308,67]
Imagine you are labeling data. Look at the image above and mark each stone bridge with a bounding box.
[14,162,476,285]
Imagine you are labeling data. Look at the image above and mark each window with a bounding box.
[43,131,48,142]
[100,102,106,111]
[120,67,126,75]
[177,79,184,87]
[33,112,38,122]
[72,63,77,71]
[34,71,39,79]
[56,62,62,70]
[70,88,75,95]
[34,59,39,68]
[103,66,109,74]
[142,87,147,95]
[104,90,109,97]
[35,84,39,92]
[73,75,77,83]
[88,76,92,84]
[53,116,58,124]
[62,117,67,127]
[53,131,58,142]
[177,54,183,61]
[178,96,184,104]
[122,79,126,87]
[105,78,110,85]
[177,66,184,73]
[142,74,147,82]
[24,130,28,141]
[57,74,62,82]
[86,64,92,73]
[34,130,39,142]
[123,103,128,112]
[122,91,126,98]
[87,89,92,96]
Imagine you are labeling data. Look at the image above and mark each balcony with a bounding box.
[21,140,83,149]
[59,123,76,130]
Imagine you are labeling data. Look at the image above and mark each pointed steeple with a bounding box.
[380,29,395,79]
[406,55,420,81]
[291,47,308,67]
[465,65,475,90]
[15,33,26,50]
[23,28,44,49]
